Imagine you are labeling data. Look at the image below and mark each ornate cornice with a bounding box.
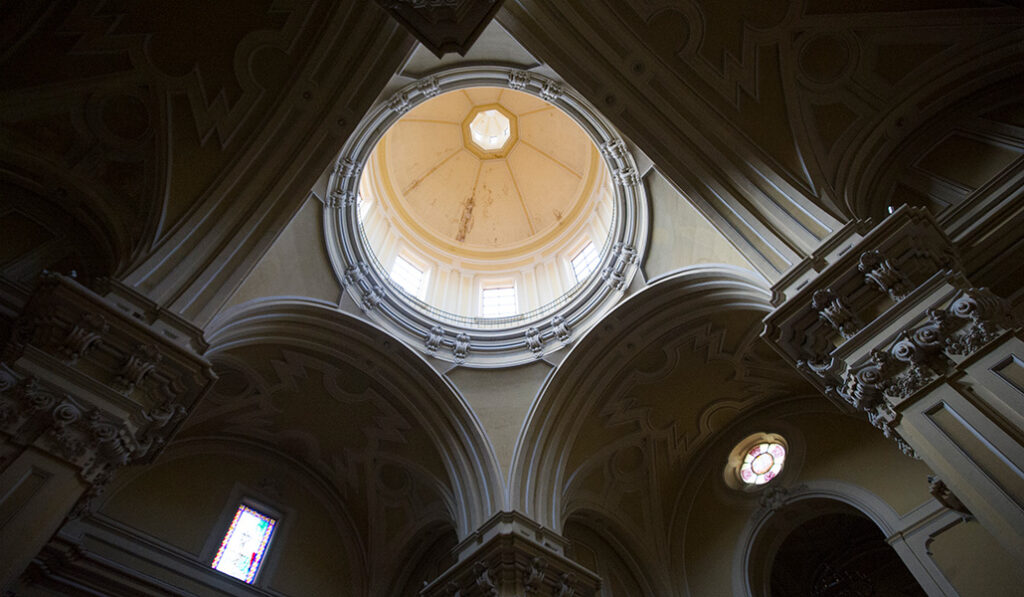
[421,511,600,597]
[0,273,216,514]
[324,67,648,367]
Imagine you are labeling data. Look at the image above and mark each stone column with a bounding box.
[0,273,215,588]
[762,206,1024,557]
[421,511,600,597]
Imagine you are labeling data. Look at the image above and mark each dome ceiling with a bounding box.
[374,87,599,256]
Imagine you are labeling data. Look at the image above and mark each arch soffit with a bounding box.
[203,297,504,535]
[509,265,774,527]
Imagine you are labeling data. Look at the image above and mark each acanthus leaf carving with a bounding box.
[57,313,109,364]
[473,562,497,596]
[812,289,862,339]
[524,556,547,593]
[943,287,1014,356]
[113,343,162,394]
[858,250,911,301]
[554,573,577,597]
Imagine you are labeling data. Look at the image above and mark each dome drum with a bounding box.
[325,67,648,367]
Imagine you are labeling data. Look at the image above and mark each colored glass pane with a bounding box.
[211,504,277,583]
[739,441,786,486]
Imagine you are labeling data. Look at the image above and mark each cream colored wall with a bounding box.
[225,196,342,309]
[100,452,355,597]
[929,519,1024,597]
[642,169,756,280]
[564,520,649,596]
[445,360,552,480]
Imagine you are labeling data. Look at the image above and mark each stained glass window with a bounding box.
[739,441,786,486]
[481,284,517,317]
[211,504,278,583]
[571,241,600,282]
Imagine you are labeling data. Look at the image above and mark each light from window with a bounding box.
[469,109,511,151]
[739,442,786,486]
[211,504,278,583]
[571,241,600,282]
[391,255,426,299]
[481,284,517,318]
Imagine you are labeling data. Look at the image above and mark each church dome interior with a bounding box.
[358,85,614,322]
[1,2,1024,596]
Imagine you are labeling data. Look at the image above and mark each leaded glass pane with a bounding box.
[211,504,277,583]
[739,441,786,486]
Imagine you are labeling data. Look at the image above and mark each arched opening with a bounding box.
[762,501,926,597]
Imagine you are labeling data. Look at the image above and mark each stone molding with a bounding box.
[0,273,216,514]
[762,206,1020,455]
[421,511,600,597]
[324,67,648,367]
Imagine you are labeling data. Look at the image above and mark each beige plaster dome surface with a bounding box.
[368,87,603,259]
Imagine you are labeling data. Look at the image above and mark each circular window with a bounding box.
[740,441,786,485]
[324,68,648,367]
[724,432,789,490]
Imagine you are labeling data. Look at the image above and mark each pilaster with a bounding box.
[0,273,216,588]
[762,206,1024,557]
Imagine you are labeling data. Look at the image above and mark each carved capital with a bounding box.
[0,273,215,505]
[858,250,910,301]
[812,289,862,339]
[113,344,162,394]
[420,511,599,596]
